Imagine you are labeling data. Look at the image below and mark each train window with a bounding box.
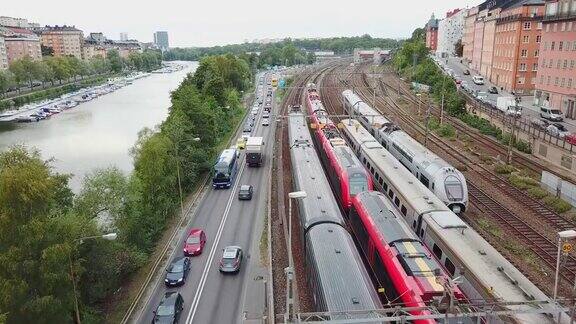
[412,220,416,229]
[394,197,400,207]
[420,229,424,238]
[400,205,407,216]
[432,244,442,259]
[388,189,393,198]
[444,258,456,276]
[420,175,430,188]
[370,166,374,174]
[432,183,435,190]
[375,173,379,181]
[362,157,366,164]
[382,182,388,191]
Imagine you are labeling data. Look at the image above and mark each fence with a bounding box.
[541,171,576,208]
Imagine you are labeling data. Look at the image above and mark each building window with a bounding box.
[524,22,531,30]
[567,41,572,51]
[547,76,551,85]
[551,41,556,50]
[555,77,559,86]
[533,63,538,71]
[540,75,545,84]
[534,49,539,57]
[564,60,569,69]
[538,22,543,30]
[562,22,566,31]
[542,58,547,68]
[518,77,525,84]
[521,49,528,57]
[560,41,564,50]
[571,60,575,69]
[536,35,542,43]
[562,78,566,87]
[519,63,527,71]
[557,60,562,69]
[523,35,529,43]
[569,78,573,88]
[546,24,550,32]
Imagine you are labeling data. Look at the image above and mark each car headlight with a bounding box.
[177,278,183,282]
[164,279,169,282]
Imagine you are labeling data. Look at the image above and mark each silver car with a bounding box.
[219,246,243,273]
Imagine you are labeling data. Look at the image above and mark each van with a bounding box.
[472,75,484,85]
[540,107,563,121]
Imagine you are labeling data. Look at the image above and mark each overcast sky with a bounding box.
[7,0,478,47]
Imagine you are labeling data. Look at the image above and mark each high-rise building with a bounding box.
[0,26,42,64]
[534,0,576,119]
[425,14,439,51]
[153,31,169,51]
[36,25,84,59]
[120,32,128,41]
[436,8,468,57]
[0,35,7,69]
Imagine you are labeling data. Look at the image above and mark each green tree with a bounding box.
[37,61,55,86]
[107,49,123,73]
[0,70,16,94]
[45,57,71,84]
[41,45,54,57]
[9,56,41,87]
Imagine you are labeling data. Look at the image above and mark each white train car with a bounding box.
[342,89,468,213]
[340,118,565,323]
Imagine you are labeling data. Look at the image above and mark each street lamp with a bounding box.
[175,137,201,218]
[553,229,576,303]
[285,191,307,322]
[70,233,117,324]
[507,96,521,165]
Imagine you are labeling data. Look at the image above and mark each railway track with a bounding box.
[330,63,576,287]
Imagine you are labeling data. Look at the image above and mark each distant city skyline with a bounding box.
[5,0,478,47]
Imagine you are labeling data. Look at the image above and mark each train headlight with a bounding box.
[452,205,462,214]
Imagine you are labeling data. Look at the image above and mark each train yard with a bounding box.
[268,59,576,322]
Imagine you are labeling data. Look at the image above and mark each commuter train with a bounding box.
[341,90,468,213]
[287,109,382,318]
[350,191,469,323]
[306,85,373,210]
[341,118,565,323]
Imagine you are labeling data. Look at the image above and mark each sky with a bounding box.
[6,0,478,47]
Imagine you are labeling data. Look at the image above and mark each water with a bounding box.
[0,61,198,192]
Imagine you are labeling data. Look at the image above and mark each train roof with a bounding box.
[342,90,390,128]
[332,146,365,172]
[355,192,445,295]
[383,130,453,171]
[306,223,382,315]
[423,211,559,322]
[288,112,345,230]
[341,119,447,214]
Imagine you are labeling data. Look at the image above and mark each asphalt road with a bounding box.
[135,73,275,324]
[438,56,576,133]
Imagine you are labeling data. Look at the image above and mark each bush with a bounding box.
[459,113,502,138]
[543,196,572,213]
[494,163,515,174]
[509,173,537,190]
[437,124,455,138]
[527,187,548,199]
[427,117,440,130]
[514,139,532,154]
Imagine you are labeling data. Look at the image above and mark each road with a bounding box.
[134,73,274,324]
[438,56,576,133]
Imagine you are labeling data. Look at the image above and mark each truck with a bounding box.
[246,137,264,167]
[496,96,522,117]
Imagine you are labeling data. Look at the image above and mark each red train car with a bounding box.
[350,191,467,323]
[306,85,373,211]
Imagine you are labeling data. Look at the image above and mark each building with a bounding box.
[463,6,479,64]
[534,0,576,118]
[425,14,439,51]
[436,8,468,57]
[491,0,544,94]
[153,31,169,51]
[83,33,142,60]
[36,25,84,59]
[0,36,7,69]
[0,26,41,64]
[0,16,30,28]
[120,32,128,41]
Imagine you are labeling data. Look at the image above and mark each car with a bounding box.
[219,246,243,273]
[547,123,570,138]
[262,119,270,126]
[540,107,564,121]
[262,112,270,119]
[488,86,499,94]
[164,257,190,287]
[153,292,184,323]
[237,137,246,150]
[184,228,206,256]
[473,75,485,85]
[455,78,462,85]
[531,118,549,130]
[238,185,253,200]
[463,69,471,75]
[243,125,252,133]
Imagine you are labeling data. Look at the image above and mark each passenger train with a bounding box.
[342,90,468,213]
[287,109,382,318]
[350,191,469,323]
[340,118,565,323]
[306,85,373,210]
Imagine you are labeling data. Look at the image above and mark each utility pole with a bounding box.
[507,96,521,165]
[424,103,431,147]
[440,75,446,125]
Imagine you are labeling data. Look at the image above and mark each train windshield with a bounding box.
[445,175,463,201]
[349,172,369,196]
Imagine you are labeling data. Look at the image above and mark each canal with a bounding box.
[0,61,198,192]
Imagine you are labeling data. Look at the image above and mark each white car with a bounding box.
[262,119,270,126]
[473,75,485,85]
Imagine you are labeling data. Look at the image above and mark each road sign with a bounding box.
[562,242,573,254]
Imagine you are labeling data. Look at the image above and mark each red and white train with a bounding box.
[306,84,373,210]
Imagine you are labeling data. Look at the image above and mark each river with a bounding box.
[0,61,198,192]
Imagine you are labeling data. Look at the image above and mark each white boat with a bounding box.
[0,110,18,118]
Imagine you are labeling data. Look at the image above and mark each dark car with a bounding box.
[488,86,499,94]
[238,185,253,200]
[153,292,184,324]
[463,69,470,75]
[219,246,243,273]
[553,123,568,132]
[164,257,190,287]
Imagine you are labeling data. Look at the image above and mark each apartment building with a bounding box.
[0,27,42,64]
[425,14,439,51]
[437,9,468,58]
[0,36,7,69]
[36,25,84,59]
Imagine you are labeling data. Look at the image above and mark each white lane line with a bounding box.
[185,161,246,324]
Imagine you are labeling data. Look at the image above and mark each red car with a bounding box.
[183,229,206,256]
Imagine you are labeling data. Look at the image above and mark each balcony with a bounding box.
[543,11,576,22]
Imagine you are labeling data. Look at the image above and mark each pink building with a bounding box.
[534,0,576,118]
[463,6,479,64]
[472,11,486,71]
[0,27,41,64]
[426,14,439,51]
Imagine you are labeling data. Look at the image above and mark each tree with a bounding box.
[37,61,55,86]
[9,56,41,87]
[45,57,71,84]
[0,70,15,94]
[107,49,123,73]
[41,45,54,57]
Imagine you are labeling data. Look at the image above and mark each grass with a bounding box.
[477,217,502,238]
[543,196,572,213]
[527,187,548,199]
[259,208,269,266]
[494,163,515,174]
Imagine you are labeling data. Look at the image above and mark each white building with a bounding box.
[436,8,468,58]
[0,35,7,70]
[120,32,128,41]
[0,16,29,28]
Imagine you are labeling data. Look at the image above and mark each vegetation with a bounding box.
[164,35,401,64]
[0,53,250,322]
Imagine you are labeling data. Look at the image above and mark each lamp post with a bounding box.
[175,137,201,218]
[507,96,521,165]
[553,229,576,303]
[285,191,307,322]
[70,233,117,324]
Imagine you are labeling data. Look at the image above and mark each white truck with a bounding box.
[246,136,264,167]
[496,96,522,117]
